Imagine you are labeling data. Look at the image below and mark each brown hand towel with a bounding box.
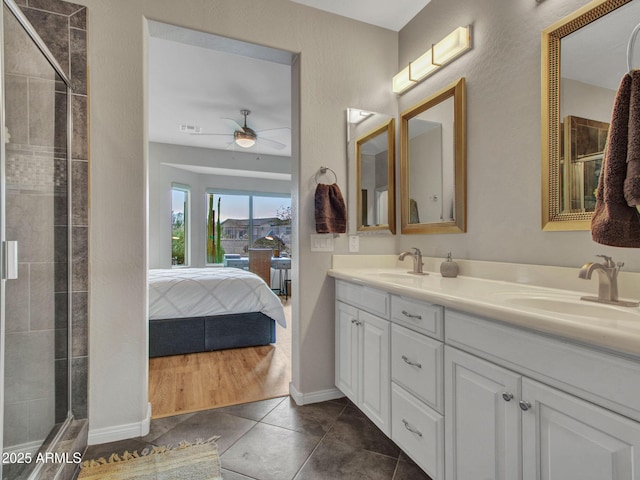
[625,71,640,207]
[315,183,347,234]
[591,72,640,247]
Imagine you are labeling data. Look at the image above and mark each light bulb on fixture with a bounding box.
[393,26,472,94]
[234,130,256,148]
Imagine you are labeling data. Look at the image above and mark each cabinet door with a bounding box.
[522,378,640,480]
[335,301,359,403]
[445,346,521,480]
[360,310,391,435]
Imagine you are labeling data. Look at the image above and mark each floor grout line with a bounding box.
[288,402,347,480]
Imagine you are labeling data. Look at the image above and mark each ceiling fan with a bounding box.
[190,109,289,150]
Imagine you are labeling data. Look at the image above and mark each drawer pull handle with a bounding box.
[350,318,362,326]
[502,392,514,402]
[401,310,422,320]
[519,400,532,411]
[402,419,423,437]
[401,355,422,369]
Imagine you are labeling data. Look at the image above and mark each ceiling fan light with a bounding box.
[234,130,256,148]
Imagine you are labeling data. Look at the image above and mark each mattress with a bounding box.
[148,267,286,328]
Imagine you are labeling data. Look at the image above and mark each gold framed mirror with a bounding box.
[355,118,396,233]
[541,0,634,230]
[400,77,466,234]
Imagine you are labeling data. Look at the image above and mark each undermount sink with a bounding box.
[494,291,640,321]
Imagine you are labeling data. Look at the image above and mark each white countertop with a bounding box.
[328,266,640,358]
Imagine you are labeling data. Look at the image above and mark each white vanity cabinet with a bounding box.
[335,280,391,435]
[445,310,640,480]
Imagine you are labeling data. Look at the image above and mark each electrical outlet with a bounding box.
[349,235,359,252]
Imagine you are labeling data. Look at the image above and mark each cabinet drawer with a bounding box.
[391,382,444,480]
[391,295,443,340]
[391,323,443,413]
[336,280,389,318]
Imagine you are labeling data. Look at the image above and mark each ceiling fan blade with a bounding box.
[257,137,287,150]
[256,127,291,138]
[221,118,245,132]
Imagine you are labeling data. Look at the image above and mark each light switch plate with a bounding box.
[349,235,359,252]
[310,234,334,252]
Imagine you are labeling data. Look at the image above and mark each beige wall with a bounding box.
[71,0,397,438]
[396,0,640,272]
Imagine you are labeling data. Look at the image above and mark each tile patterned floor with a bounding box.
[82,396,433,480]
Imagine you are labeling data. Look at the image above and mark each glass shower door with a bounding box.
[1,2,71,478]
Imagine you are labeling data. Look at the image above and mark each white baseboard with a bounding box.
[88,403,152,445]
[289,383,344,405]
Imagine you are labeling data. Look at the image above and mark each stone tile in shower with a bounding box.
[21,7,70,76]
[55,358,69,422]
[29,77,57,148]
[71,292,87,357]
[5,74,29,145]
[55,325,68,360]
[6,193,55,263]
[69,6,86,30]
[55,90,69,157]
[55,292,69,327]
[71,94,87,160]
[3,8,52,80]
[71,356,87,419]
[70,28,86,95]
[28,397,55,442]
[55,189,69,226]
[28,0,85,17]
[5,263,30,333]
[4,330,55,404]
[71,226,87,292]
[55,258,68,294]
[30,262,56,331]
[3,401,28,447]
[72,160,88,226]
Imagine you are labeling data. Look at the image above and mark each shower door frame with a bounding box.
[0,0,74,477]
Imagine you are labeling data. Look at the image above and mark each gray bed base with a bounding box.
[149,312,276,358]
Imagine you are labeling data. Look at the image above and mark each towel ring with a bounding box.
[315,166,338,184]
[627,22,640,73]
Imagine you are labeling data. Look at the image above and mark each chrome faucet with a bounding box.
[578,255,639,307]
[399,247,426,275]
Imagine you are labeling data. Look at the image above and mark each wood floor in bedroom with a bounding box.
[149,300,292,419]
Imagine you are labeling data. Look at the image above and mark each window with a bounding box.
[171,185,190,266]
[206,191,291,264]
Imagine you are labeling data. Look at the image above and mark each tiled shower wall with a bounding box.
[16,0,89,419]
[14,0,89,425]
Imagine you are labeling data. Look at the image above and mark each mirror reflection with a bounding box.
[400,78,466,234]
[347,109,396,234]
[542,0,638,230]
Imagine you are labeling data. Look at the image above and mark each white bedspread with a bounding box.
[149,267,286,328]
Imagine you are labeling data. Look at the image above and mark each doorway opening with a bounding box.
[146,21,297,418]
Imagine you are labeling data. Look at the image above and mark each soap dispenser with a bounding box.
[440,252,459,278]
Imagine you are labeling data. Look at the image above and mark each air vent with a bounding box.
[179,124,202,134]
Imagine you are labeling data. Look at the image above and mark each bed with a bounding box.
[148,267,287,357]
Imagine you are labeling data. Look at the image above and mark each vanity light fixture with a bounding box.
[393,26,472,94]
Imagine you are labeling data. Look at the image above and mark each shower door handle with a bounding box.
[3,241,18,280]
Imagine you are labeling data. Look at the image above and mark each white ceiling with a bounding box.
[289,0,431,31]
